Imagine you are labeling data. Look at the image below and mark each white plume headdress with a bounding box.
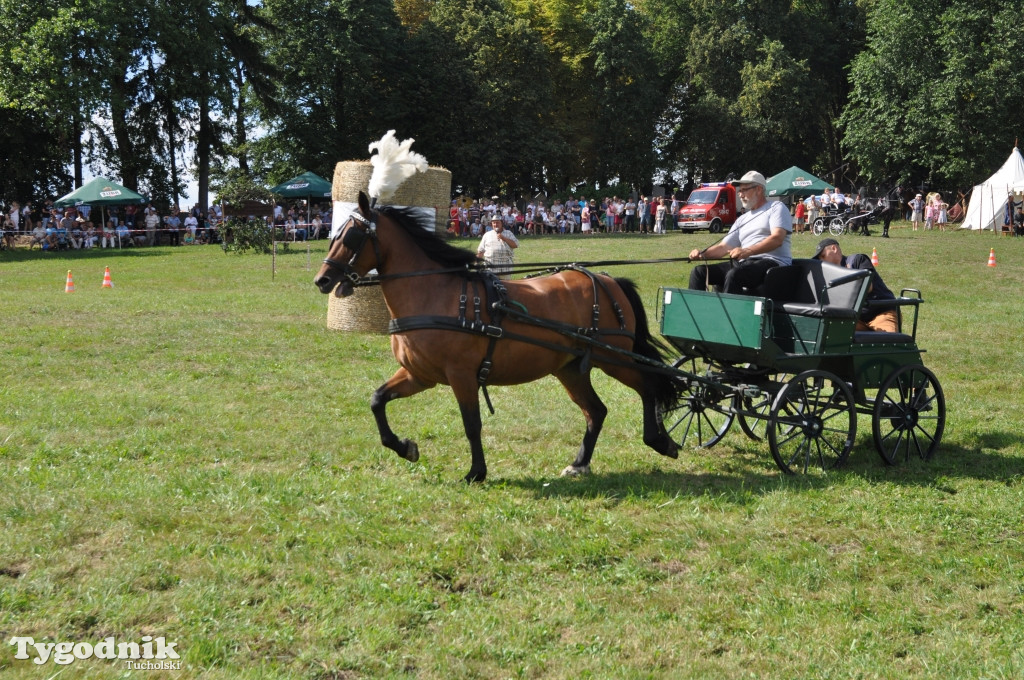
[367,130,428,203]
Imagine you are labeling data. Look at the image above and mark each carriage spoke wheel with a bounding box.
[828,217,846,235]
[662,357,735,448]
[811,218,825,235]
[872,365,945,464]
[768,370,856,474]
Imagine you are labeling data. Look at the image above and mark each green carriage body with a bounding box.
[656,259,943,473]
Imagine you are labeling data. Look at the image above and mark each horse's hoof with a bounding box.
[660,441,679,459]
[561,464,591,477]
[401,439,419,463]
[464,469,486,484]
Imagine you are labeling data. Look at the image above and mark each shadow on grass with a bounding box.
[501,434,1024,502]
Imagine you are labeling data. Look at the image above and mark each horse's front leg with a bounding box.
[371,367,433,463]
[450,377,487,483]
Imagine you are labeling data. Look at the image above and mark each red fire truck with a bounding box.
[675,182,741,233]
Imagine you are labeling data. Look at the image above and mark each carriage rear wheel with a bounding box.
[767,370,856,474]
[828,217,846,235]
[811,218,825,235]
[661,357,735,449]
[872,365,945,464]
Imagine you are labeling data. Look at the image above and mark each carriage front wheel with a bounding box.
[872,365,945,464]
[767,370,856,474]
[661,356,735,449]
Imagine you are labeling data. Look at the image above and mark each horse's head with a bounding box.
[315,191,381,297]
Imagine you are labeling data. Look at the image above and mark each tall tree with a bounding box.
[842,0,1024,188]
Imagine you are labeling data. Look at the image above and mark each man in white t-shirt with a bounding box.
[688,171,792,294]
[477,215,519,279]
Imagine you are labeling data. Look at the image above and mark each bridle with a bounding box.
[322,209,383,286]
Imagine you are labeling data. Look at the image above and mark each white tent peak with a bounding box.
[962,146,1024,231]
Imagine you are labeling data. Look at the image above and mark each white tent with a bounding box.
[961,146,1024,231]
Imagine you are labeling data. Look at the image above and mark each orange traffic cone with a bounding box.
[871,247,879,266]
[64,270,75,293]
[102,266,113,288]
[987,248,997,267]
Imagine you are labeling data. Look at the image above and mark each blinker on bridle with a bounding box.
[322,209,381,286]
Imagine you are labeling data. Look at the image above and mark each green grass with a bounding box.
[1,225,1023,679]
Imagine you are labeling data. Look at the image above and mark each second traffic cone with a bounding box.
[988,248,997,267]
[871,247,879,266]
[65,270,75,293]
[102,266,113,288]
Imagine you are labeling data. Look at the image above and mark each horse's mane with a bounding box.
[378,206,479,272]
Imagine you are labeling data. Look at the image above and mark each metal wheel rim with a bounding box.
[768,370,856,474]
[829,218,845,236]
[872,365,945,464]
[663,357,735,449]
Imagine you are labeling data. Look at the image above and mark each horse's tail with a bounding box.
[614,277,682,411]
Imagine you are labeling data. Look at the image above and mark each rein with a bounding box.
[343,256,732,287]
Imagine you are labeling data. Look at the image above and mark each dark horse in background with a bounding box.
[314,191,682,482]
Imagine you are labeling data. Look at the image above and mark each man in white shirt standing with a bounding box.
[688,170,792,294]
[477,214,519,280]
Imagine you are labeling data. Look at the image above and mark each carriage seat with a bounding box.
[853,330,914,344]
[761,259,871,320]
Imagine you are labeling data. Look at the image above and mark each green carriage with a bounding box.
[657,259,945,474]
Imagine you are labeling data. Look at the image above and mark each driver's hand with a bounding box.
[728,247,747,260]
[688,248,702,259]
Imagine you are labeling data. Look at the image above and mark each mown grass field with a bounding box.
[1,225,1023,679]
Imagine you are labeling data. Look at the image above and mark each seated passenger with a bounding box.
[812,238,898,333]
[688,170,792,294]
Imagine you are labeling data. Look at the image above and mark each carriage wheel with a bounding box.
[768,370,856,474]
[811,218,825,235]
[872,365,945,464]
[828,217,846,235]
[661,357,735,448]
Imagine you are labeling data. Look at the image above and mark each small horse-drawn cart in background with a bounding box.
[656,258,945,474]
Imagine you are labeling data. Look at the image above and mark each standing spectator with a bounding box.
[907,193,923,231]
[1,216,15,249]
[624,197,637,233]
[477,214,519,279]
[310,213,323,240]
[124,204,136,229]
[166,211,182,246]
[793,197,807,234]
[144,206,161,245]
[654,198,667,234]
[580,202,590,235]
[8,201,21,232]
[805,195,820,231]
[570,198,582,232]
[638,196,651,234]
[934,193,948,231]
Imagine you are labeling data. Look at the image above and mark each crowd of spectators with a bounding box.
[445,195,682,238]
[0,197,339,251]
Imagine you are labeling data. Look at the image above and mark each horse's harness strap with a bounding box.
[388,267,639,412]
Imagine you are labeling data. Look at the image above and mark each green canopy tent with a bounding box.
[54,177,148,243]
[765,166,833,198]
[270,171,332,234]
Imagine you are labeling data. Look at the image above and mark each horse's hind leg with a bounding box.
[599,363,679,460]
[554,362,608,476]
[371,367,433,463]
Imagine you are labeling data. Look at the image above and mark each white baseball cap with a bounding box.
[731,171,766,188]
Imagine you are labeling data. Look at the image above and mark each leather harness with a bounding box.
[387,266,634,413]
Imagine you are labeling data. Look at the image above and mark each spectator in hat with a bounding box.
[688,170,793,294]
[813,238,899,333]
[477,214,519,279]
[908,193,924,231]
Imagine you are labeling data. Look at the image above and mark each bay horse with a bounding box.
[314,191,681,482]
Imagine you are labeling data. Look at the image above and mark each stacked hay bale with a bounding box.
[326,161,452,333]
